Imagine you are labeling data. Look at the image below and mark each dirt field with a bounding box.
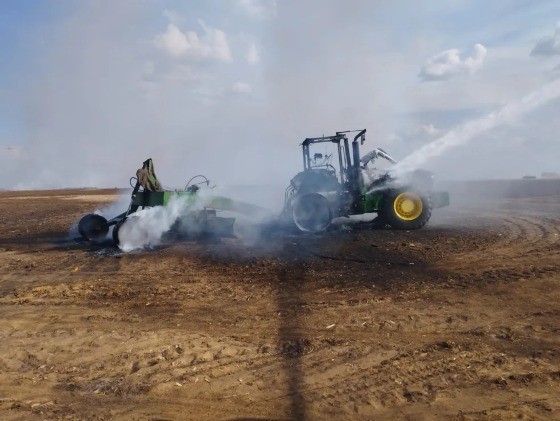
[1,188,559,420]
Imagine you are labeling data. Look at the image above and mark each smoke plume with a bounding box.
[117,196,190,252]
[3,1,560,190]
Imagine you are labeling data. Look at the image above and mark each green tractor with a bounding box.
[282,129,449,233]
[78,158,267,246]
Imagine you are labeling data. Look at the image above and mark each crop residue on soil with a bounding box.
[0,189,560,420]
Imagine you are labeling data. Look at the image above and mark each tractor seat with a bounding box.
[136,158,163,192]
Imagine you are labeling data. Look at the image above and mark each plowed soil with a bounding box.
[1,189,559,420]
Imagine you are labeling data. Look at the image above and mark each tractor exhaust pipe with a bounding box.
[351,129,366,177]
[351,129,366,174]
[350,129,366,212]
[353,129,366,145]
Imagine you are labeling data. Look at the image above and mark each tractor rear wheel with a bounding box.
[292,193,333,233]
[78,214,109,242]
[379,189,432,230]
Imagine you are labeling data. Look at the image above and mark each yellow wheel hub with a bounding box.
[393,192,423,221]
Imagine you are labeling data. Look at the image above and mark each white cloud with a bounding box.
[419,43,487,82]
[531,22,560,56]
[154,20,232,63]
[417,124,441,136]
[230,82,252,94]
[237,0,277,19]
[246,42,260,64]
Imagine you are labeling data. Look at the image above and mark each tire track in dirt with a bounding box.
[437,209,560,278]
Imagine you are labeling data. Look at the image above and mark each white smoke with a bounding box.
[5,2,560,189]
[93,192,133,220]
[395,78,560,175]
[117,196,191,252]
[113,187,277,251]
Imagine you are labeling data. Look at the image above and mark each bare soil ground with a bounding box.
[1,189,559,420]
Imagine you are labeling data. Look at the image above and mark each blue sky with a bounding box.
[1,0,560,188]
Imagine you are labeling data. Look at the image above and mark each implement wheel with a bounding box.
[78,214,109,242]
[379,189,432,230]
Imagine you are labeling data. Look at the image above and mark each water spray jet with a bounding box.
[395,78,560,176]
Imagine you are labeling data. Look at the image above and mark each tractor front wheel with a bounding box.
[379,190,432,230]
[78,214,109,242]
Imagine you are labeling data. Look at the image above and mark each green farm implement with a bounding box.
[78,159,266,245]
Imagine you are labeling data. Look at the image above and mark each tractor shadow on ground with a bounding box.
[275,264,307,419]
